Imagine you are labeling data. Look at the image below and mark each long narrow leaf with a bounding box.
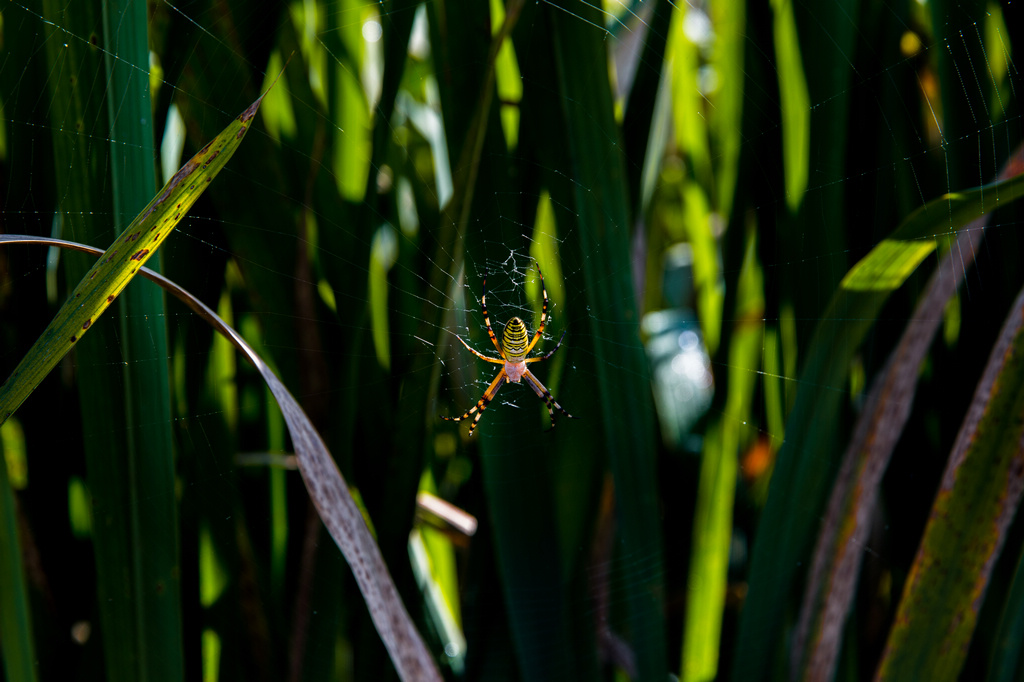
[842,171,1024,291]
[770,0,810,213]
[432,2,587,677]
[683,232,763,682]
[36,3,141,677]
[732,159,1024,681]
[989,548,1024,682]
[0,94,265,425]
[464,6,608,678]
[875,281,1024,680]
[101,0,183,677]
[622,0,672,210]
[794,144,1024,682]
[709,0,744,220]
[0,433,36,682]
[550,3,667,678]
[0,234,444,682]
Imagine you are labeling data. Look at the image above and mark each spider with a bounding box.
[441,264,576,436]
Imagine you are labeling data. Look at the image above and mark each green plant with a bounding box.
[1,0,1023,681]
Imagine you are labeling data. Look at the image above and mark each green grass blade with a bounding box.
[792,232,974,682]
[731,161,1024,681]
[683,231,763,682]
[842,172,1024,291]
[989,547,1024,682]
[35,3,139,677]
[793,146,1024,682]
[431,3,579,676]
[790,0,856,303]
[669,7,713,197]
[432,6,606,678]
[479,420,574,679]
[0,233,444,680]
[708,0,745,220]
[770,0,810,213]
[875,282,1024,681]
[622,0,671,208]
[0,432,37,682]
[101,0,183,677]
[0,94,266,425]
[330,0,371,202]
[550,3,667,678]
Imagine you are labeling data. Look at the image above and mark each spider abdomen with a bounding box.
[505,360,527,383]
[502,316,530,361]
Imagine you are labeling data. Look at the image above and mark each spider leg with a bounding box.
[441,371,507,436]
[522,262,549,356]
[453,334,504,365]
[479,272,505,358]
[525,330,567,363]
[523,368,575,430]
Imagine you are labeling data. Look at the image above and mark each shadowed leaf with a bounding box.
[733,155,1024,682]
[794,144,1024,682]
[875,280,1024,680]
[0,234,443,682]
[0,426,35,682]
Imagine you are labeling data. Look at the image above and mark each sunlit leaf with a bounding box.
[842,170,1024,291]
[684,229,763,682]
[0,94,266,425]
[771,0,810,213]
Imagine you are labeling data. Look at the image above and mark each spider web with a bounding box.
[1,0,1023,679]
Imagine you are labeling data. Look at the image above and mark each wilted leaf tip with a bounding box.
[237,53,290,132]
[239,95,264,125]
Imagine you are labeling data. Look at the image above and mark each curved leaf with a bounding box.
[0,94,266,425]
[875,280,1024,680]
[0,234,443,682]
[843,170,1024,291]
[732,156,1024,682]
[794,144,1024,682]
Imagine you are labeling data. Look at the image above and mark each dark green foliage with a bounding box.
[2,0,1024,680]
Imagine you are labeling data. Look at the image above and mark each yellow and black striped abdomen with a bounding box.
[502,317,529,361]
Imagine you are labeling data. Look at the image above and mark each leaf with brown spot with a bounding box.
[0,234,443,682]
[874,283,1024,681]
[794,143,1024,682]
[734,150,1024,681]
[0,92,267,426]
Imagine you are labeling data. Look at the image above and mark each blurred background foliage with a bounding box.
[1,0,1024,680]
